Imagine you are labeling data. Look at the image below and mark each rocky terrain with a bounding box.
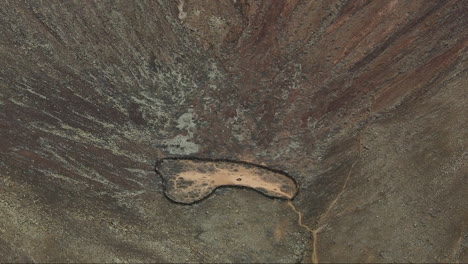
[1,0,467,262]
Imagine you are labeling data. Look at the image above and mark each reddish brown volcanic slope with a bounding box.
[1,1,467,262]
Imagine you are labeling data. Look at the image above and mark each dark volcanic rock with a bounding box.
[1,0,467,262]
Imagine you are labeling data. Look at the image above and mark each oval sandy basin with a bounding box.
[155,158,298,204]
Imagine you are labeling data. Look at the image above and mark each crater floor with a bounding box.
[1,1,467,262]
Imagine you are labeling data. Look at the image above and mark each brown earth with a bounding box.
[0,0,467,263]
[156,158,298,204]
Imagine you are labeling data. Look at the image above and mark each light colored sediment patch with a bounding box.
[177,0,187,20]
[160,110,200,155]
[156,159,297,204]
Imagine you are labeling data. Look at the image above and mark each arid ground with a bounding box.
[1,1,467,263]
